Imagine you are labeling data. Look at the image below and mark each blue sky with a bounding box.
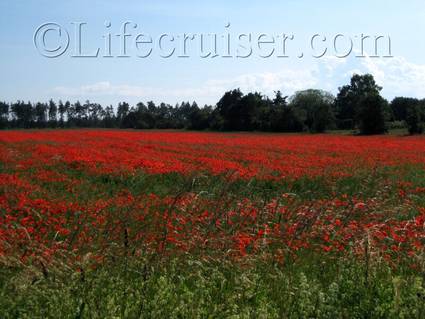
[1,0,425,106]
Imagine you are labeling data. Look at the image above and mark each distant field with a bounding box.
[1,130,424,318]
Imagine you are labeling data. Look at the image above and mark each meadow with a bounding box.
[0,130,424,318]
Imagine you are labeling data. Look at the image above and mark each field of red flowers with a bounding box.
[1,130,424,317]
[0,130,424,261]
[1,130,425,177]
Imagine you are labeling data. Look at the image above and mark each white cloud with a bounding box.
[320,56,348,76]
[205,68,319,94]
[52,55,425,105]
[317,55,425,99]
[359,56,425,98]
[54,82,155,97]
[52,67,320,104]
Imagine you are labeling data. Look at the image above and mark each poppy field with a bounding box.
[1,130,425,318]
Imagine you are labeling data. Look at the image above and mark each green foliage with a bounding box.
[391,97,409,122]
[357,93,388,135]
[335,73,385,131]
[214,89,327,132]
[0,101,9,129]
[406,103,424,135]
[1,257,424,318]
[289,89,335,132]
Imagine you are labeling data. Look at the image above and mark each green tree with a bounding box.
[102,105,116,128]
[70,101,85,126]
[88,103,103,127]
[289,89,335,133]
[357,93,388,135]
[390,97,420,122]
[156,102,173,129]
[406,104,424,135]
[267,91,288,132]
[48,100,58,127]
[64,101,73,127]
[268,91,303,132]
[135,102,155,129]
[117,102,130,127]
[0,101,9,128]
[187,103,212,130]
[215,89,244,130]
[238,92,267,131]
[335,74,382,129]
[11,101,34,128]
[58,101,65,127]
[35,102,48,128]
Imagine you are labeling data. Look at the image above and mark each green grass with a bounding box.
[1,255,424,319]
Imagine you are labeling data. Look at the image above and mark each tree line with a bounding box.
[1,74,424,135]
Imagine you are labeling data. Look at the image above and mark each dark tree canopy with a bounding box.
[289,89,335,133]
[357,93,388,135]
[0,101,9,129]
[390,97,422,122]
[335,74,383,130]
[406,103,424,135]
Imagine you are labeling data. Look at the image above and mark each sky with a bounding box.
[1,0,425,106]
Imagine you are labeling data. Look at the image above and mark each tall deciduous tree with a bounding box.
[117,102,130,127]
[35,102,48,127]
[48,99,58,127]
[357,93,388,135]
[406,104,424,135]
[215,89,244,130]
[290,89,335,133]
[391,97,420,122]
[0,101,9,128]
[335,74,382,129]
